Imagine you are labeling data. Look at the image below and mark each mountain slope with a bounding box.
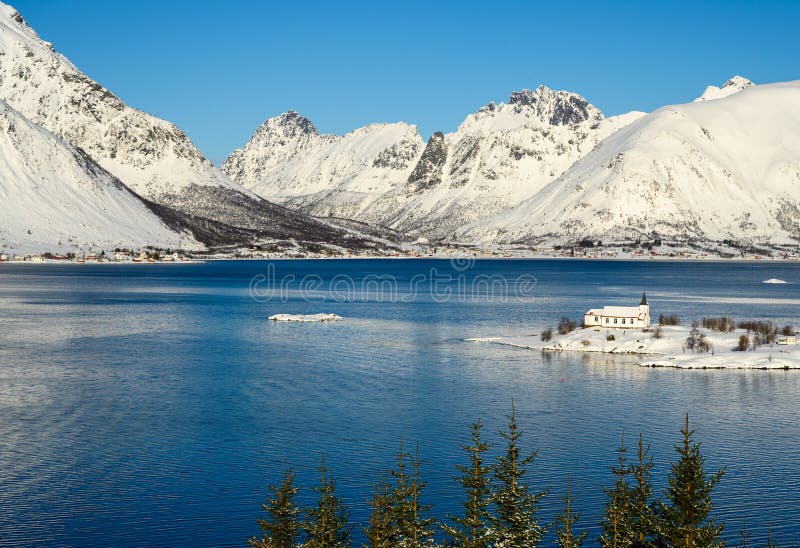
[0,1,364,248]
[365,87,644,238]
[222,112,424,220]
[458,80,800,246]
[0,99,199,253]
[225,86,644,240]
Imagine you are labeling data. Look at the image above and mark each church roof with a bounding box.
[586,306,646,318]
[640,292,648,306]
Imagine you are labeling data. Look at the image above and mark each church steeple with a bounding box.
[640,292,648,306]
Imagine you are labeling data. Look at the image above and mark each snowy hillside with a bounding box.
[365,87,644,238]
[0,100,199,253]
[0,1,363,248]
[222,111,424,219]
[458,80,800,247]
[226,86,644,239]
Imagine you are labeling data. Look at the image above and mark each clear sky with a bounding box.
[11,0,799,164]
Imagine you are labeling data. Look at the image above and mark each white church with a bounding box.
[583,293,651,329]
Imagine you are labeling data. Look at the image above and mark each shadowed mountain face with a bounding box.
[0,2,384,250]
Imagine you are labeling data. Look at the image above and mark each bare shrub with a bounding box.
[686,322,702,352]
[782,324,794,336]
[736,335,750,351]
[658,314,680,326]
[540,328,553,342]
[702,316,736,332]
[738,320,777,343]
[653,325,664,339]
[581,339,591,347]
[696,334,712,353]
[558,317,579,335]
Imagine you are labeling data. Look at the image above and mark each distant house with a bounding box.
[584,293,651,329]
[777,335,797,345]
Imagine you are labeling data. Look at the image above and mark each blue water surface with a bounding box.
[0,259,799,546]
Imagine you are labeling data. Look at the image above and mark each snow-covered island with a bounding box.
[269,313,342,322]
[468,294,800,370]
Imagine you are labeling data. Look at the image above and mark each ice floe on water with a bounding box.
[269,313,342,322]
[763,278,788,284]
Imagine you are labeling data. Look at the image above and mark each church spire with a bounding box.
[640,292,648,306]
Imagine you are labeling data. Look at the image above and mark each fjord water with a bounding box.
[1,259,799,546]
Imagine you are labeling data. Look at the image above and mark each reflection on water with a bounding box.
[0,259,799,546]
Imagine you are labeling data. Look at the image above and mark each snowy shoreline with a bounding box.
[3,255,800,265]
[467,325,800,370]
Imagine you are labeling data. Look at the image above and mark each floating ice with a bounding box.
[763,278,788,284]
[269,313,342,322]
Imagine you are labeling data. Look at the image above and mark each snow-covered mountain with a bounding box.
[458,80,800,247]
[364,87,644,238]
[226,86,644,239]
[0,99,199,253]
[0,1,363,248]
[222,112,424,220]
[694,75,753,102]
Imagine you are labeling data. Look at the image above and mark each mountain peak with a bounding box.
[261,110,319,137]
[508,85,603,126]
[695,76,754,102]
[722,75,753,89]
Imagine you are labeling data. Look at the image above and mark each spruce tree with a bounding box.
[249,468,302,548]
[363,473,395,548]
[442,420,494,548]
[658,414,725,548]
[389,440,435,547]
[555,476,588,548]
[491,401,548,547]
[303,455,352,548]
[630,434,658,547]
[600,431,635,548]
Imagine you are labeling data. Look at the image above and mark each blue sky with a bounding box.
[12,0,799,163]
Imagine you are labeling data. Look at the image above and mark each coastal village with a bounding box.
[4,241,800,264]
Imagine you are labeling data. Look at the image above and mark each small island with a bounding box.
[470,293,800,370]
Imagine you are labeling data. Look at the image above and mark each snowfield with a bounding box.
[467,325,800,370]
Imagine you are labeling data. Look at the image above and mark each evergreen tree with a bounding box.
[738,519,749,548]
[630,434,658,547]
[555,476,588,548]
[390,440,435,547]
[442,420,494,548]
[303,455,352,548]
[249,468,302,548]
[658,414,725,548]
[491,401,548,547]
[363,473,395,548]
[600,431,635,548]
